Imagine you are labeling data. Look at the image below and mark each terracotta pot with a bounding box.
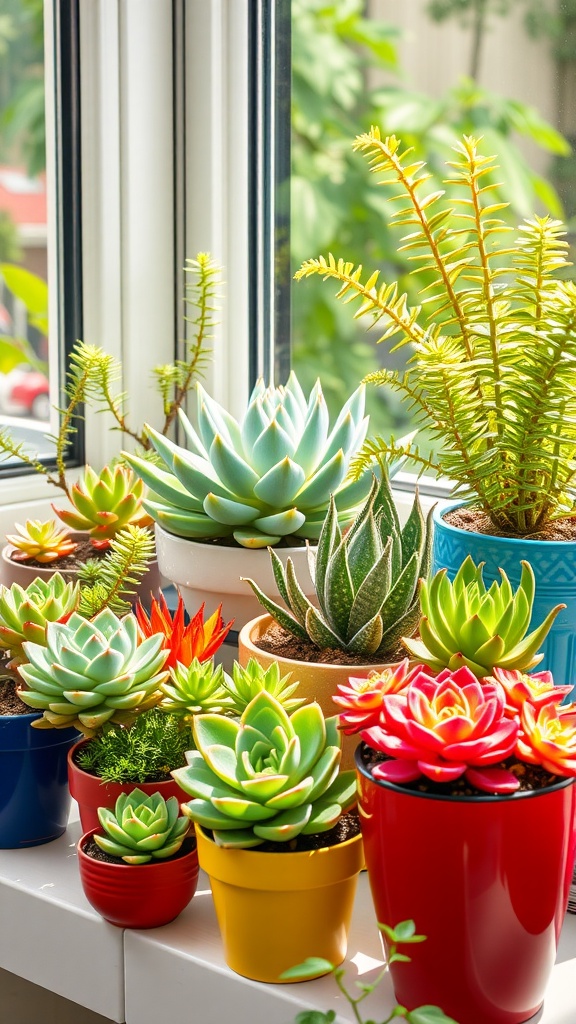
[0,710,78,848]
[356,743,576,1024]
[77,827,199,928]
[195,823,363,983]
[238,613,392,770]
[1,534,165,607]
[68,738,190,833]
[154,524,316,631]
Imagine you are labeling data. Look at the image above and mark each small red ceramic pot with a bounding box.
[77,827,199,928]
[356,743,576,1024]
[68,739,190,832]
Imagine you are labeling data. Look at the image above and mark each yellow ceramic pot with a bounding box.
[238,613,392,770]
[196,824,364,983]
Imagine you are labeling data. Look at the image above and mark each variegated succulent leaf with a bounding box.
[6,519,78,564]
[246,473,432,659]
[53,463,152,548]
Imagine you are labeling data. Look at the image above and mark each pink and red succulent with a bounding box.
[135,592,233,670]
[333,659,419,734]
[339,663,576,795]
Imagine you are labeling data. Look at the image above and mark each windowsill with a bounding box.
[0,805,575,1024]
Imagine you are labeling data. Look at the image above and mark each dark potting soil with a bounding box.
[255,621,404,666]
[443,506,576,542]
[203,810,361,854]
[0,678,31,716]
[82,833,197,866]
[359,744,565,798]
[7,538,107,573]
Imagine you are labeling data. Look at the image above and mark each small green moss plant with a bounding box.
[282,920,457,1024]
[76,709,192,784]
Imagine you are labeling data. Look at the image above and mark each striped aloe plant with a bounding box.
[244,473,433,659]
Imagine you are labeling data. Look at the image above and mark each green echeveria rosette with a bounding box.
[17,608,170,734]
[123,373,371,548]
[222,658,306,715]
[95,789,190,864]
[0,573,80,665]
[173,690,357,848]
[159,657,234,718]
[244,473,433,659]
[402,556,565,677]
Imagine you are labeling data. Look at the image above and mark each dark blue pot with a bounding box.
[0,711,79,848]
[432,503,576,697]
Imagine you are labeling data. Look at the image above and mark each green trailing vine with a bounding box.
[297,130,576,535]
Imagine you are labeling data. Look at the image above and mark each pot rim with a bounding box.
[355,741,576,803]
[78,825,197,866]
[155,522,313,553]
[195,822,363,859]
[433,502,576,548]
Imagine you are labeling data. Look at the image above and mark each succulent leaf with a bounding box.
[94,790,189,864]
[174,690,355,848]
[124,377,369,548]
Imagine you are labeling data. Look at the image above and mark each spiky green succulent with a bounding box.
[403,556,564,677]
[123,374,372,548]
[94,789,190,864]
[244,474,433,659]
[174,690,356,848]
[0,574,80,664]
[53,463,152,549]
[17,608,169,734]
[222,657,305,714]
[159,658,233,718]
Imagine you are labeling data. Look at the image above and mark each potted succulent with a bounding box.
[0,254,220,598]
[296,129,576,689]
[77,789,198,928]
[340,646,576,1021]
[238,472,432,766]
[123,373,372,628]
[0,572,82,847]
[172,689,362,983]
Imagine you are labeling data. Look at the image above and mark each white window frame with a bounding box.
[0,0,427,540]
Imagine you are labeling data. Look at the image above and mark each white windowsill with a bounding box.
[0,805,574,1024]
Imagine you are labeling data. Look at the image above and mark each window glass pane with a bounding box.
[290,0,572,463]
[0,0,53,463]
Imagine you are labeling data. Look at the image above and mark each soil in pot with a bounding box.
[443,505,576,542]
[82,832,197,866]
[255,621,404,666]
[0,677,31,716]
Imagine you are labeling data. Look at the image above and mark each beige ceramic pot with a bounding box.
[154,525,316,631]
[238,613,393,770]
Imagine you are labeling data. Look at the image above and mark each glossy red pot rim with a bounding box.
[354,741,576,804]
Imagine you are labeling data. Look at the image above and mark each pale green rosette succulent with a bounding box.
[403,556,565,677]
[159,658,233,718]
[173,690,356,848]
[222,657,305,715]
[0,574,80,664]
[123,374,371,548]
[18,608,169,734]
[245,473,433,659]
[95,790,190,864]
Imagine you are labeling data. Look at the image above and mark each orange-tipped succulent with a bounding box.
[53,464,152,550]
[517,701,576,777]
[135,591,233,670]
[490,667,574,717]
[6,519,78,564]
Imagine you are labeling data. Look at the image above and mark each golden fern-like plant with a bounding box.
[296,129,576,535]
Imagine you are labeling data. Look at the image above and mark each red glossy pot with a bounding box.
[356,744,576,1024]
[77,827,199,928]
[68,739,190,832]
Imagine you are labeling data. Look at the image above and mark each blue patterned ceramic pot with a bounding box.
[432,503,576,697]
